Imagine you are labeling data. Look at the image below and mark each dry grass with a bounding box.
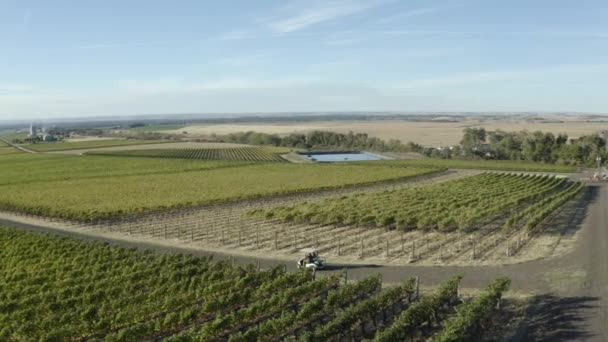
[171,118,608,147]
[64,136,124,142]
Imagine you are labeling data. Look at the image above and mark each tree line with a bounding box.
[457,128,606,166]
[216,128,606,166]
[217,130,424,153]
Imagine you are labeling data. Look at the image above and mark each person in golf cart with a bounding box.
[297,248,325,269]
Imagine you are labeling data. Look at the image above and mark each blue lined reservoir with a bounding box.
[299,151,384,162]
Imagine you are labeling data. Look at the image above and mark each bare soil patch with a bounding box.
[64,136,124,142]
[172,119,607,147]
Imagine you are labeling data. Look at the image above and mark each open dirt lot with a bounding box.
[171,117,608,147]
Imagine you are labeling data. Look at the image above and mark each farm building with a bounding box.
[28,123,37,138]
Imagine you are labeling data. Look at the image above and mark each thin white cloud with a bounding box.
[2,75,608,119]
[76,40,174,50]
[395,63,608,89]
[376,4,466,24]
[322,37,362,46]
[368,29,608,39]
[214,29,261,41]
[22,8,32,27]
[0,84,35,92]
[216,52,276,67]
[117,77,323,95]
[268,0,387,33]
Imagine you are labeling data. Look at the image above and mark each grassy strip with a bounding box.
[0,148,19,155]
[0,132,27,141]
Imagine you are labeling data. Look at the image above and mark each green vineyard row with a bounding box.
[252,173,584,232]
[0,149,438,221]
[88,147,286,162]
[356,159,576,172]
[26,139,162,152]
[0,227,509,341]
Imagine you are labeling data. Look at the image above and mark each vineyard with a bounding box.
[0,169,585,266]
[0,226,511,341]
[88,146,286,162]
[356,159,576,172]
[252,173,584,233]
[25,139,163,152]
[0,151,438,221]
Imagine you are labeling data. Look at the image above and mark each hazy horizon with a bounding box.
[4,111,608,128]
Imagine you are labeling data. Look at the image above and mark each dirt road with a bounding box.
[520,182,608,341]
[1,183,606,341]
[0,138,37,153]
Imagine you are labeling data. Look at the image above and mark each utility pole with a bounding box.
[598,156,603,181]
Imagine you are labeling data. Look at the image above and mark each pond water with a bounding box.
[300,152,383,162]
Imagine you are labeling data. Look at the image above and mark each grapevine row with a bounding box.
[1,227,513,341]
[88,147,285,162]
[252,173,583,232]
[372,276,462,341]
[432,277,511,342]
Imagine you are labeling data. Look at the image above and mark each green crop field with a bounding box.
[253,173,584,233]
[0,227,510,341]
[358,158,576,172]
[88,147,286,162]
[0,131,27,142]
[0,151,438,220]
[0,147,19,155]
[26,139,165,152]
[0,152,245,187]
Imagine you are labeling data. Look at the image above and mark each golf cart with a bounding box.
[297,248,325,270]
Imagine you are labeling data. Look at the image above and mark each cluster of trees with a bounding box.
[216,128,606,166]
[218,130,423,153]
[457,128,607,166]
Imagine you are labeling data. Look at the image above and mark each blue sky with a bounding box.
[1,0,607,119]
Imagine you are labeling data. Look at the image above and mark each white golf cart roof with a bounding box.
[300,248,319,254]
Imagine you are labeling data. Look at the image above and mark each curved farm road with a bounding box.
[0,138,37,153]
[1,183,607,341]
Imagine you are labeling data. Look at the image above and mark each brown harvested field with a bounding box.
[63,136,124,142]
[170,117,608,147]
[49,141,249,155]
